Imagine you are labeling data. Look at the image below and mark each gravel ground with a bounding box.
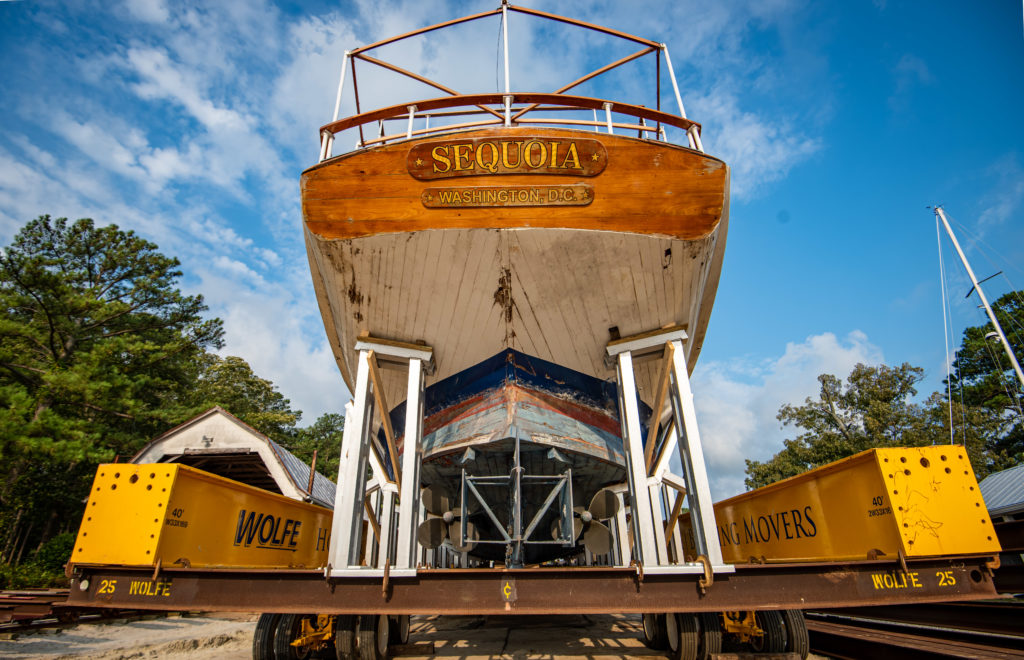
[0,612,831,659]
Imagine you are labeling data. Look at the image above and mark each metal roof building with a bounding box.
[130,406,336,508]
[979,463,1024,521]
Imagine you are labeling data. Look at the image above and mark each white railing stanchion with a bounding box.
[406,105,417,139]
[661,45,687,119]
[688,125,704,153]
[332,51,350,123]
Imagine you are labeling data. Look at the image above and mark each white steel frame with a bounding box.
[606,326,733,575]
[327,336,433,579]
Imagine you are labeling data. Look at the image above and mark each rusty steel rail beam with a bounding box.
[806,615,1024,659]
[0,589,69,624]
[809,601,1024,641]
[66,557,998,615]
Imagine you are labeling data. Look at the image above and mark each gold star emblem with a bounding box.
[424,192,433,202]
[415,158,424,167]
[591,153,600,161]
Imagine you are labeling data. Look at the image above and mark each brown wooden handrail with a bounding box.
[320,92,699,139]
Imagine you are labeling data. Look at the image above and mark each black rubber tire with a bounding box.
[335,615,357,660]
[696,612,722,660]
[641,612,668,650]
[253,613,280,660]
[274,613,315,659]
[387,615,410,645]
[676,613,699,660]
[782,609,809,659]
[357,614,390,660]
[751,610,786,653]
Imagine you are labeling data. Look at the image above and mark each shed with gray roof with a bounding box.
[130,406,336,508]
[979,463,1024,521]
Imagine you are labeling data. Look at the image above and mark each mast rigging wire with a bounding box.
[935,213,956,444]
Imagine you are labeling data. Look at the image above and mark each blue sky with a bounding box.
[1,0,1022,498]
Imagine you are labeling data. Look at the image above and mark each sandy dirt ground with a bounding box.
[0,612,830,659]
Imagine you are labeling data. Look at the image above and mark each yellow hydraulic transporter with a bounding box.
[682,446,1001,564]
[72,464,331,570]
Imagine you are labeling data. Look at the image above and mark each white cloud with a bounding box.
[977,153,1024,230]
[123,0,170,24]
[689,331,885,499]
[692,87,820,198]
[889,53,933,111]
[126,47,253,131]
[195,268,347,421]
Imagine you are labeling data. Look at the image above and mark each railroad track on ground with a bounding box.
[0,589,158,634]
[807,600,1024,659]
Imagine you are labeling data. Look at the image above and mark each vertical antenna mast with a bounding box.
[502,0,510,94]
[934,207,1024,390]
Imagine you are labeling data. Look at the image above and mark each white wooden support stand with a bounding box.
[327,335,433,579]
[613,352,659,565]
[606,327,733,575]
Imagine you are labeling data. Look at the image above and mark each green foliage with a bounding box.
[288,413,345,481]
[0,561,67,590]
[0,216,224,459]
[745,363,931,489]
[947,291,1024,470]
[187,354,302,439]
[30,532,76,573]
[0,216,223,570]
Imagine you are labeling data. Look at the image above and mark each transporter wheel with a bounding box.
[357,614,390,660]
[387,615,410,645]
[252,613,280,660]
[641,613,668,650]
[675,613,699,660]
[750,610,786,653]
[670,613,720,660]
[696,612,722,659]
[274,613,319,659]
[782,609,809,659]
[335,615,357,660]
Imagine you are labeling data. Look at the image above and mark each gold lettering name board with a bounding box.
[408,137,607,180]
[422,184,593,208]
